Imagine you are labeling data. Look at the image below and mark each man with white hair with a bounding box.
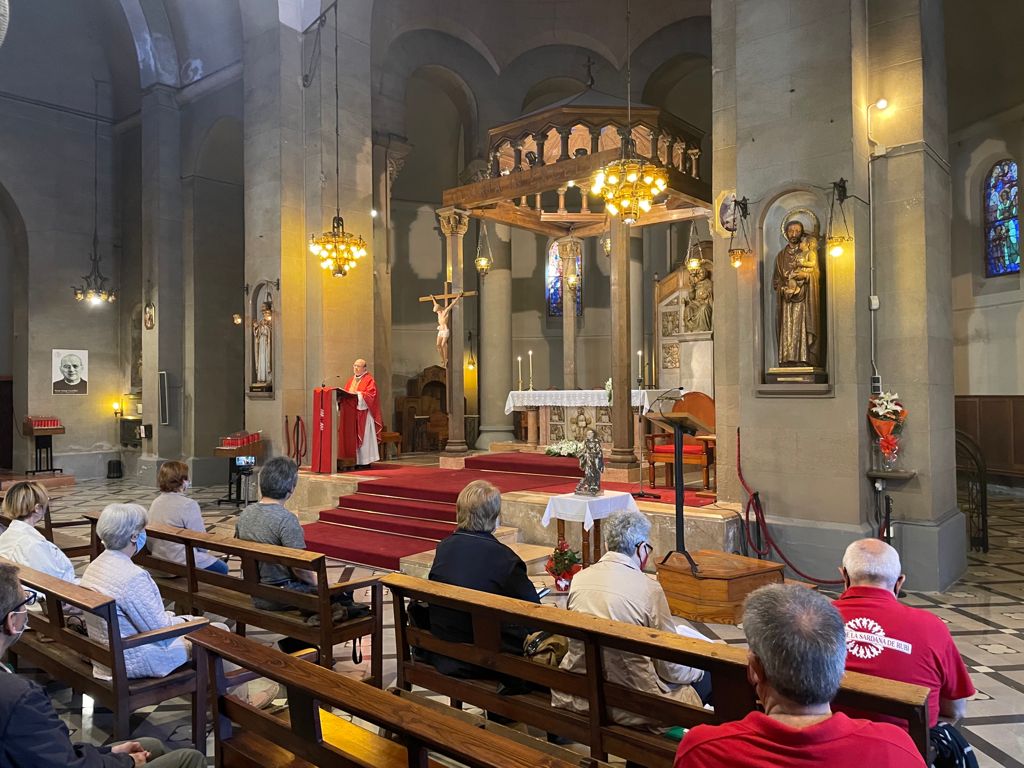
[834,539,975,733]
[342,358,382,468]
[552,508,709,727]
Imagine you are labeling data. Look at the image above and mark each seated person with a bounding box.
[0,481,78,585]
[147,460,228,574]
[674,584,922,767]
[427,479,540,677]
[236,457,363,653]
[0,561,207,767]
[552,509,709,728]
[834,539,975,744]
[81,504,213,679]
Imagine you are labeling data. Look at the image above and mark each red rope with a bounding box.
[736,427,844,585]
[291,415,308,465]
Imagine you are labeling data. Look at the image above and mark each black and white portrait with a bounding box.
[52,349,88,395]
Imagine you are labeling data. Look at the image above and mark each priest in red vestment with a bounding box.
[344,358,384,467]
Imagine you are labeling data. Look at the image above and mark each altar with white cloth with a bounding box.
[504,388,676,451]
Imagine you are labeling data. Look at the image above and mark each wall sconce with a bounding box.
[868,97,889,155]
[112,400,123,419]
[728,196,753,268]
[474,223,493,277]
[826,178,853,258]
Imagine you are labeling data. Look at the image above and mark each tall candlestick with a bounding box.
[517,355,523,391]
[528,350,534,390]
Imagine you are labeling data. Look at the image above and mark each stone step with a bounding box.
[400,540,551,580]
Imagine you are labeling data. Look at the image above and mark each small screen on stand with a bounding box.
[235,456,256,467]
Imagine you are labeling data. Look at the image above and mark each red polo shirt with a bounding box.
[674,711,923,767]
[833,586,975,729]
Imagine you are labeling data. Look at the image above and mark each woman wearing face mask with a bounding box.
[81,504,207,679]
[0,481,78,586]
[147,460,229,575]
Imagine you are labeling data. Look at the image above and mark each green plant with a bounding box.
[549,538,581,576]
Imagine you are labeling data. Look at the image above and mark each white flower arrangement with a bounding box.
[605,377,613,404]
[546,439,584,457]
[869,391,904,419]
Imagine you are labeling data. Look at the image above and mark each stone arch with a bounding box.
[414,64,480,166]
[500,45,616,118]
[521,76,588,114]
[630,16,711,93]
[117,0,181,88]
[382,19,499,76]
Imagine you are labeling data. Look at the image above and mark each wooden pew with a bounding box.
[2,558,209,746]
[382,573,933,767]
[189,625,589,768]
[82,510,383,682]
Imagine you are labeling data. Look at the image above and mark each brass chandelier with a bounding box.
[590,0,666,224]
[306,4,366,277]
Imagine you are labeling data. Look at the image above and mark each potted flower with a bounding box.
[545,539,582,591]
[546,439,583,457]
[867,392,908,470]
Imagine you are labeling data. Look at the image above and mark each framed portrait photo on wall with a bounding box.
[52,349,88,395]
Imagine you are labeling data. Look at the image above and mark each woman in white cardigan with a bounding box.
[81,503,199,679]
[0,481,77,585]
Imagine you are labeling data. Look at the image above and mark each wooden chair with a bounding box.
[645,391,716,491]
[425,411,449,450]
[3,558,209,746]
[189,625,586,768]
[383,573,933,767]
[377,430,401,459]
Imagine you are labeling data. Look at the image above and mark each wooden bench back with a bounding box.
[382,573,932,765]
[189,625,584,768]
[2,556,128,679]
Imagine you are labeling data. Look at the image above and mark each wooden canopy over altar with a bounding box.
[443,91,713,236]
[436,92,713,469]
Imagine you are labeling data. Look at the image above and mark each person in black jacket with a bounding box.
[0,562,205,767]
[427,479,540,677]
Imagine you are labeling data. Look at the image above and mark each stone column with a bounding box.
[437,207,470,453]
[372,138,411,430]
[558,237,580,389]
[140,85,183,463]
[608,218,636,467]
[476,221,516,449]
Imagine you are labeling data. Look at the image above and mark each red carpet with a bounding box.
[464,451,582,477]
[303,459,709,570]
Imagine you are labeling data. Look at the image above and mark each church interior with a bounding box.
[1,0,1024,765]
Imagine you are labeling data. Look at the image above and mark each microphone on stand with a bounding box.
[632,387,686,501]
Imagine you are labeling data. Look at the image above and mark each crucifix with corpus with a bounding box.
[418,283,477,368]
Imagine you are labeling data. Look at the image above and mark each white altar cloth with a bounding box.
[541,490,640,531]
[504,388,676,415]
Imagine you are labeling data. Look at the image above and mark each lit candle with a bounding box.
[528,350,534,381]
[517,355,523,389]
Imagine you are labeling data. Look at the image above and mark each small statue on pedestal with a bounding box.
[575,428,605,497]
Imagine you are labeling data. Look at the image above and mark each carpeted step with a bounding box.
[319,507,455,541]
[333,493,456,523]
[303,521,437,571]
[355,469,567,503]
[464,452,583,478]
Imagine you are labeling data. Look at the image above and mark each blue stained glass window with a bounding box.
[545,241,583,317]
[984,159,1020,277]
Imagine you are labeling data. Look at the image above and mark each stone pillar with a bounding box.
[140,85,183,462]
[608,218,636,467]
[476,221,516,449]
[437,207,470,453]
[372,138,411,430]
[558,237,580,390]
[711,0,960,590]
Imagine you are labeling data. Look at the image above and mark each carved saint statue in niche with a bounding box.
[771,220,822,368]
[252,302,273,389]
[683,263,713,333]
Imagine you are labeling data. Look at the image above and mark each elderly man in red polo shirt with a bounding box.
[674,584,922,767]
[833,539,975,742]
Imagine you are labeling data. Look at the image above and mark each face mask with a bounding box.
[180,480,191,492]
[135,530,147,553]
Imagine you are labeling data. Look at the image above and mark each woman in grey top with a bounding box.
[146,461,228,574]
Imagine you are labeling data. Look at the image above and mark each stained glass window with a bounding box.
[984,159,1020,277]
[545,241,583,317]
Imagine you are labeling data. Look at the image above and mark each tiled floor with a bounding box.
[12,475,1024,765]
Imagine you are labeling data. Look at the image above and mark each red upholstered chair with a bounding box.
[644,391,716,491]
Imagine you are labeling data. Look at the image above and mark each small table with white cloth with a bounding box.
[542,490,641,567]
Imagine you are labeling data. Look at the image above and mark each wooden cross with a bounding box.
[417,282,478,304]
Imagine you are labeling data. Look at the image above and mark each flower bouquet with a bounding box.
[546,440,583,457]
[545,539,582,591]
[867,392,907,470]
[605,377,613,404]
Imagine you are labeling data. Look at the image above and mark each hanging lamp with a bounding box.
[73,81,116,305]
[590,0,667,224]
[307,8,367,277]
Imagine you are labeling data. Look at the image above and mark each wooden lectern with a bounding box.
[645,409,784,625]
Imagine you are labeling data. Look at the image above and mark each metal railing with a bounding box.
[955,429,989,553]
